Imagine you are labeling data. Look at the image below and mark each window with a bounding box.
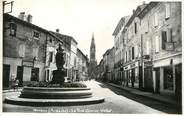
[134,22,137,34]
[146,41,150,55]
[129,49,131,61]
[33,31,40,39]
[49,52,53,62]
[33,47,38,58]
[19,44,25,57]
[155,36,160,53]
[161,31,167,49]
[154,13,158,27]
[165,3,171,19]
[145,21,149,33]
[167,28,173,42]
[134,45,138,58]
[125,51,127,62]
[9,22,17,37]
[132,47,134,60]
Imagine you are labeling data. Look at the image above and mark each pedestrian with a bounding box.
[11,75,19,91]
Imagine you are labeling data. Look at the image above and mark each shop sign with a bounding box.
[124,65,130,70]
[130,61,139,69]
[144,61,152,67]
[22,61,34,67]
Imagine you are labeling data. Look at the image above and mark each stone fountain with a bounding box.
[4,44,104,106]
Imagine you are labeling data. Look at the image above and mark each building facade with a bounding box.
[49,31,78,82]
[45,30,66,82]
[76,48,89,81]
[138,2,182,98]
[122,4,147,89]
[3,13,48,88]
[102,47,115,83]
[96,59,104,81]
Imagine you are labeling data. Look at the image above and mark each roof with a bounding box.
[125,4,147,28]
[3,13,48,33]
[112,16,130,36]
[77,48,88,61]
[3,13,65,44]
[137,2,158,19]
[52,31,78,45]
[103,49,111,57]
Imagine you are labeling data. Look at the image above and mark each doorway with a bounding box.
[16,66,23,86]
[31,68,39,81]
[3,64,10,88]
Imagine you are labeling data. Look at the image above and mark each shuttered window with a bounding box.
[33,47,38,59]
[154,13,158,27]
[155,36,160,53]
[132,47,134,60]
[165,3,171,19]
[134,22,137,34]
[134,45,138,58]
[146,41,150,54]
[19,44,25,57]
[167,28,173,42]
[161,31,167,49]
[49,52,53,62]
[145,21,149,33]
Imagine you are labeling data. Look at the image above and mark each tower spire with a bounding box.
[89,32,97,79]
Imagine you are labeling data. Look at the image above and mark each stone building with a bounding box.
[112,16,131,84]
[96,59,104,81]
[3,13,49,88]
[45,30,68,82]
[76,48,89,81]
[102,47,115,82]
[122,4,147,89]
[88,34,97,79]
[49,31,78,82]
[102,49,110,82]
[138,2,182,98]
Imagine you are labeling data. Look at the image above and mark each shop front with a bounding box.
[123,61,140,88]
[153,53,182,97]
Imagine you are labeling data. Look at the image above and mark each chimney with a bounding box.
[18,12,25,20]
[56,29,59,33]
[27,14,32,23]
[143,1,146,5]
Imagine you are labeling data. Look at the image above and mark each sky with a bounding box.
[5,0,147,64]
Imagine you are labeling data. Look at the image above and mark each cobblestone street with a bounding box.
[3,80,179,113]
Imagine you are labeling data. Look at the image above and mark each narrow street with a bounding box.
[3,80,179,113]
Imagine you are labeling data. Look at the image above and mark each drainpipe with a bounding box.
[141,34,144,89]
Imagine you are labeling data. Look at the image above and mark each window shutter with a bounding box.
[126,51,128,62]
[134,45,138,58]
[165,4,171,19]
[134,23,137,34]
[167,28,173,42]
[155,36,160,53]
[132,47,134,60]
[19,44,25,57]
[161,31,167,49]
[146,41,150,54]
[129,49,131,61]
[154,13,158,27]
[145,21,148,33]
[49,52,53,62]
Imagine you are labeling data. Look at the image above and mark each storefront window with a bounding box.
[135,68,139,83]
[164,67,173,90]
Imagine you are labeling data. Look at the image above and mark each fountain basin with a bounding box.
[20,87,92,99]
